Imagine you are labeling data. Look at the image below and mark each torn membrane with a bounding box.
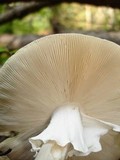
[29,105,120,159]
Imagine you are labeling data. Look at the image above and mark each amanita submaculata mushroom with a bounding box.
[0,34,120,160]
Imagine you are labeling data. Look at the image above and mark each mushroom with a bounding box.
[0,34,120,160]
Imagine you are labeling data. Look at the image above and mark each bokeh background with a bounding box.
[0,1,120,65]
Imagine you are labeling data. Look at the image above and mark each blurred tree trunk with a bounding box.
[0,32,120,51]
[85,5,92,30]
[0,0,120,9]
[107,8,115,28]
[95,7,105,25]
[0,34,43,50]
[95,7,115,29]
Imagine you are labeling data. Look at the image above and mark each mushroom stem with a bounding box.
[35,142,68,160]
[30,105,120,159]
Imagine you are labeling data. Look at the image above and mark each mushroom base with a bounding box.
[29,105,120,159]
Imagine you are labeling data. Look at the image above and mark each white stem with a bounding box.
[30,105,120,158]
[35,142,68,160]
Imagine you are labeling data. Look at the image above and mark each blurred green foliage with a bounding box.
[53,3,120,31]
[0,47,16,65]
[0,3,120,35]
[0,3,120,64]
[0,7,53,34]
[12,8,53,34]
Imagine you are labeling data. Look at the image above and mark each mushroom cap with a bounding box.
[0,34,120,159]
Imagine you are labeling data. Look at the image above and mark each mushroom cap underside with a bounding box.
[0,33,120,134]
